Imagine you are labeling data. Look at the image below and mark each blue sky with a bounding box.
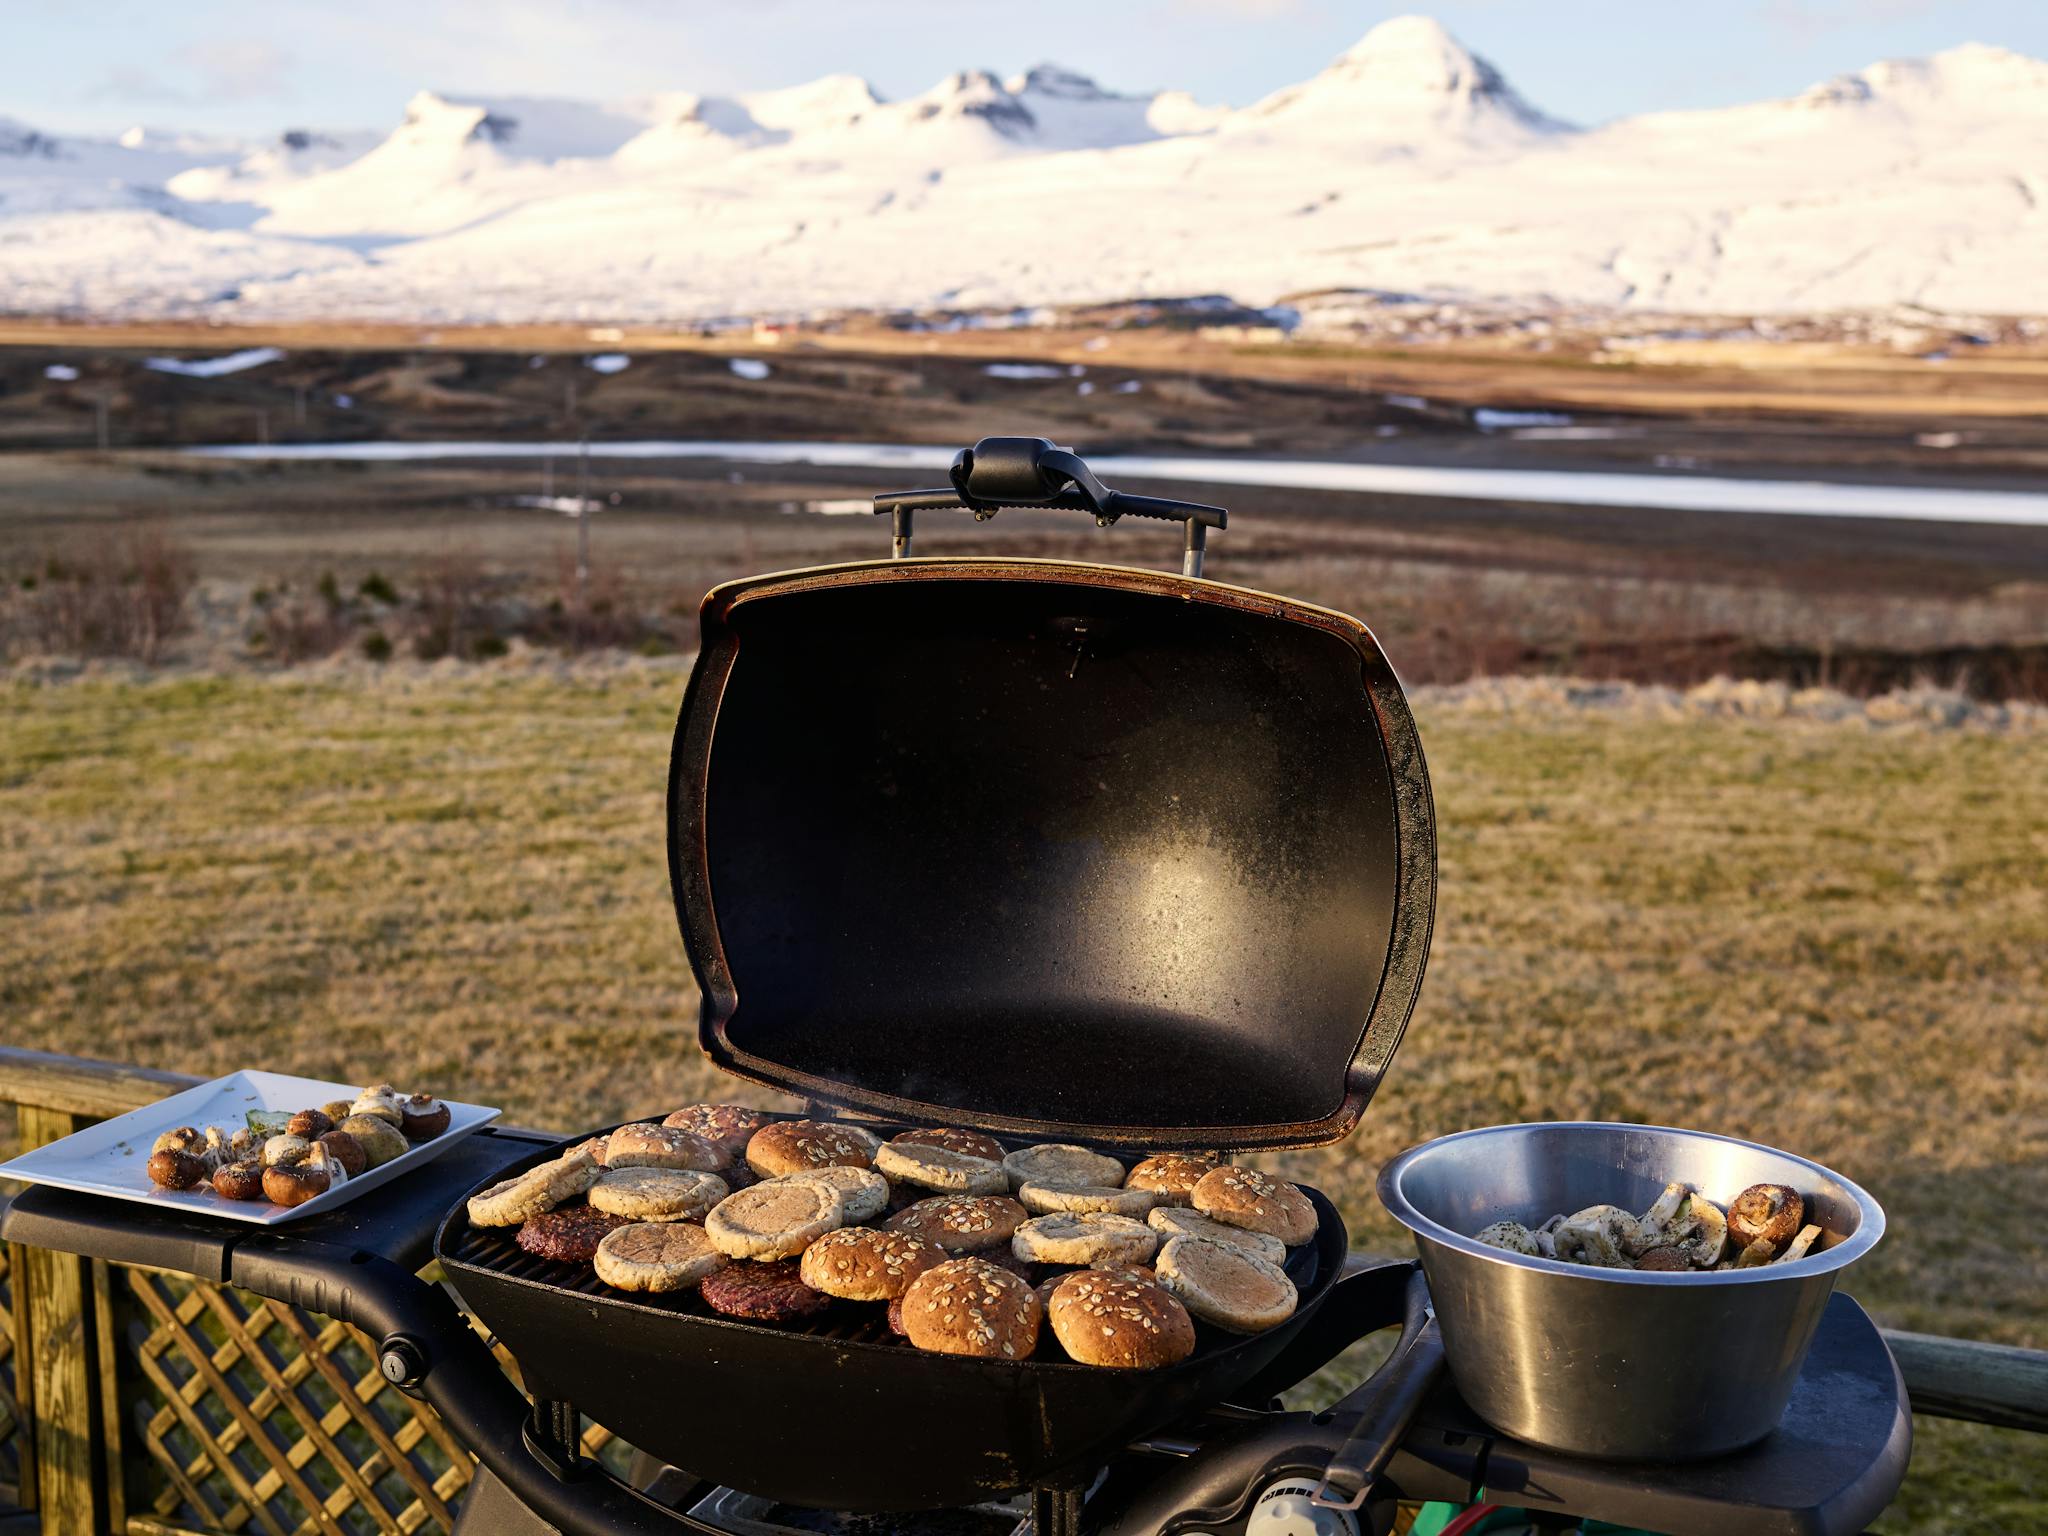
[12,0,2048,139]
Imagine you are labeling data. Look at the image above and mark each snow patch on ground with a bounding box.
[143,347,285,378]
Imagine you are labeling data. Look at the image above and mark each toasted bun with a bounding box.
[589,1167,728,1222]
[874,1141,1008,1195]
[704,1180,844,1260]
[605,1122,727,1173]
[1001,1144,1125,1193]
[661,1105,773,1158]
[465,1146,602,1227]
[1124,1154,1218,1207]
[902,1259,1041,1359]
[594,1222,726,1292]
[780,1166,890,1224]
[1155,1236,1298,1333]
[1047,1270,1196,1368]
[799,1227,946,1301]
[1018,1181,1158,1218]
[890,1127,1005,1162]
[745,1120,876,1179]
[1190,1166,1318,1247]
[1011,1212,1157,1268]
[884,1195,1028,1254]
[1148,1203,1289,1265]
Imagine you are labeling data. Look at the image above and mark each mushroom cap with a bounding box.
[1727,1184,1805,1250]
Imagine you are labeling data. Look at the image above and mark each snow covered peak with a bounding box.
[1248,14,1564,140]
[1007,63,1113,100]
[1787,40,2048,118]
[394,91,651,160]
[745,73,883,132]
[0,117,59,159]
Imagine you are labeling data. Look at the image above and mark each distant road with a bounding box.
[183,439,2048,529]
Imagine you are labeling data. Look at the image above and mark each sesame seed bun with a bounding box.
[605,1122,728,1173]
[780,1165,890,1223]
[594,1222,725,1292]
[660,1105,773,1159]
[890,1127,1005,1162]
[902,1258,1041,1359]
[1189,1166,1318,1247]
[1124,1154,1218,1207]
[745,1120,876,1179]
[588,1167,728,1223]
[884,1195,1028,1254]
[799,1227,946,1301]
[1046,1270,1196,1368]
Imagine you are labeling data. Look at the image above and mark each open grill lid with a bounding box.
[666,440,1435,1151]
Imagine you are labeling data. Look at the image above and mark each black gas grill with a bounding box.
[0,441,1911,1536]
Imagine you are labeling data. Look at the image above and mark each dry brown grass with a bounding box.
[0,668,2041,1527]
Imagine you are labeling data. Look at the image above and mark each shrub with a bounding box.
[360,631,393,663]
[1,527,195,663]
[358,571,400,605]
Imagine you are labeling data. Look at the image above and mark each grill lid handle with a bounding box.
[873,436,1227,577]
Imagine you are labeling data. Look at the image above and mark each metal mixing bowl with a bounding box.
[1377,1121,1885,1461]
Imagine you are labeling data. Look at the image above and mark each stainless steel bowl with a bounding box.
[1377,1121,1885,1461]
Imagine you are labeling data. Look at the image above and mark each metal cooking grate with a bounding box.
[446,1212,1323,1360]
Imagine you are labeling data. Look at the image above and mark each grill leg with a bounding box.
[1032,1481,1086,1536]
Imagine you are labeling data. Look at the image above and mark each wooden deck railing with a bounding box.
[1,1044,2044,1534]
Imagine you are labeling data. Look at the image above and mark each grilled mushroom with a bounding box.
[1777,1224,1823,1263]
[1475,1220,1541,1256]
[1555,1206,1641,1268]
[1734,1235,1778,1268]
[263,1142,349,1208]
[1674,1193,1727,1269]
[1628,1181,1698,1256]
[1728,1184,1805,1251]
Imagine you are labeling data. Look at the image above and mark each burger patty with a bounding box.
[700,1259,832,1323]
[517,1204,635,1264]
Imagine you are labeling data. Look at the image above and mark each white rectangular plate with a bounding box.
[0,1070,500,1225]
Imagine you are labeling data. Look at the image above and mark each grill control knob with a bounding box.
[1244,1478,1361,1536]
[378,1335,427,1392]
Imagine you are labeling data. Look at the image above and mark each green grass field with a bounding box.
[3,665,2043,1530]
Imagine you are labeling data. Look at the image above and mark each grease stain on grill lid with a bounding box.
[667,559,1436,1150]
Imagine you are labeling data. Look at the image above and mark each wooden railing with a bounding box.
[2,1044,2044,1534]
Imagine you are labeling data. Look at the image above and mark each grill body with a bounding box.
[437,1133,1351,1511]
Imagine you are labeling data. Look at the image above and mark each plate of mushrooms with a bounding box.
[0,1070,498,1224]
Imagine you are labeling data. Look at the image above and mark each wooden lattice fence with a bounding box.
[0,1241,22,1509]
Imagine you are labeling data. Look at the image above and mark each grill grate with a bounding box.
[446,1208,1322,1360]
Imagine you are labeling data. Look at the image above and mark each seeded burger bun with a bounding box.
[1155,1235,1298,1333]
[1046,1269,1197,1368]
[1124,1153,1218,1206]
[1018,1181,1159,1218]
[594,1222,726,1293]
[781,1165,890,1224]
[1012,1211,1158,1269]
[661,1104,773,1159]
[605,1122,727,1173]
[1190,1165,1318,1247]
[705,1179,844,1260]
[799,1227,947,1301]
[1002,1143,1125,1193]
[884,1195,1028,1254]
[891,1127,1005,1162]
[1147,1206,1288,1265]
[746,1119,876,1179]
[588,1167,728,1223]
[901,1258,1042,1359]
[873,1140,1009,1195]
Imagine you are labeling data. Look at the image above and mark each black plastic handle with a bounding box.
[873,436,1226,575]
[1313,1268,1446,1511]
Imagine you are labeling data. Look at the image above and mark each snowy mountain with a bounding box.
[1,15,2042,322]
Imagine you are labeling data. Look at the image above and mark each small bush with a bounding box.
[2,527,195,663]
[471,633,509,660]
[316,570,343,609]
[358,572,400,605]
[360,631,393,663]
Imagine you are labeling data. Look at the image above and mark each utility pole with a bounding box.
[575,437,592,609]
